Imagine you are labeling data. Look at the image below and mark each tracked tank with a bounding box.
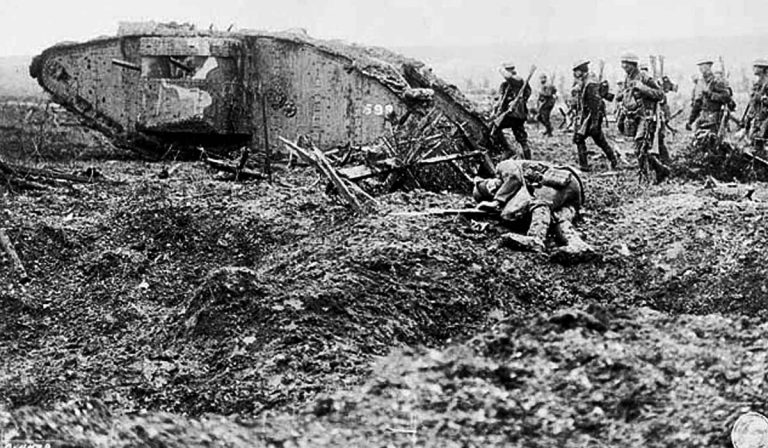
[29,22,495,158]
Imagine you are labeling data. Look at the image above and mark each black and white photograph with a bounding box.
[1,0,768,446]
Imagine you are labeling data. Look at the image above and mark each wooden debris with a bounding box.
[0,158,121,187]
[280,137,372,214]
[392,208,497,218]
[203,156,263,180]
[338,150,485,181]
[235,146,251,182]
[0,228,29,283]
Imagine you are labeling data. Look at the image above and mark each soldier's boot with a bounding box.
[658,139,672,164]
[500,205,549,252]
[520,142,532,160]
[635,144,651,182]
[550,207,597,265]
[576,141,590,171]
[543,119,553,137]
[492,127,516,159]
[595,134,619,169]
[649,155,671,184]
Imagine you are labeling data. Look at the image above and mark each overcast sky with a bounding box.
[0,0,764,56]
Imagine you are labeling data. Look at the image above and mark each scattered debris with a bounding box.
[0,228,28,283]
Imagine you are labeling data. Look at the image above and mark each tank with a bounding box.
[29,22,495,158]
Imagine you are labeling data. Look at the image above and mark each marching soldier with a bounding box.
[537,74,557,137]
[571,59,619,171]
[616,52,670,182]
[491,62,532,159]
[745,58,768,153]
[686,58,735,131]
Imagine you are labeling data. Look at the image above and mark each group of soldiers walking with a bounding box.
[489,55,768,179]
[474,54,768,260]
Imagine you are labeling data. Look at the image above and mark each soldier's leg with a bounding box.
[510,118,531,159]
[491,121,517,159]
[573,132,590,171]
[591,128,618,169]
[634,118,650,180]
[541,106,554,136]
[550,205,596,264]
[658,126,671,163]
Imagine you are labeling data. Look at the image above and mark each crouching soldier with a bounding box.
[473,159,595,262]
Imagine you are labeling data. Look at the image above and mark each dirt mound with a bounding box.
[283,306,768,447]
[674,131,768,182]
[4,159,768,420]
[4,306,766,447]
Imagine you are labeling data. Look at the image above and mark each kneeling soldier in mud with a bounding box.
[473,159,595,262]
[617,52,670,182]
[744,58,768,153]
[571,60,619,171]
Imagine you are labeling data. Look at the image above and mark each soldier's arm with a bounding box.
[523,83,532,100]
[635,76,664,102]
[708,81,733,104]
[583,82,602,117]
[688,97,702,125]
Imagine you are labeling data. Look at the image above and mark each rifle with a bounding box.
[651,104,663,154]
[491,65,537,128]
[598,60,605,83]
[740,103,752,131]
[716,104,730,144]
[558,106,572,130]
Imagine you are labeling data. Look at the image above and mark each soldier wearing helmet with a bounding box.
[537,73,558,137]
[491,61,533,159]
[616,52,670,182]
[686,58,735,131]
[570,59,619,171]
[745,58,768,152]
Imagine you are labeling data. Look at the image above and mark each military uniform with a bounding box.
[746,58,768,152]
[617,53,669,181]
[571,60,618,171]
[688,60,735,131]
[537,77,557,137]
[473,159,592,259]
[492,63,533,159]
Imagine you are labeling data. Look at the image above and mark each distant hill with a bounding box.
[0,56,45,99]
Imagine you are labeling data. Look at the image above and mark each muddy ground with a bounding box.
[1,104,768,447]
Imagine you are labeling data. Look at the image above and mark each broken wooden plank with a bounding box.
[310,143,367,213]
[392,208,497,218]
[280,137,365,214]
[338,150,485,181]
[204,157,263,180]
[0,159,120,185]
[0,228,29,283]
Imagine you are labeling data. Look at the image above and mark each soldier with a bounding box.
[491,62,533,159]
[686,58,736,131]
[616,52,670,182]
[745,58,768,153]
[473,159,594,261]
[571,60,619,171]
[537,74,557,137]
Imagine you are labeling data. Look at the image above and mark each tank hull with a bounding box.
[30,23,492,157]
